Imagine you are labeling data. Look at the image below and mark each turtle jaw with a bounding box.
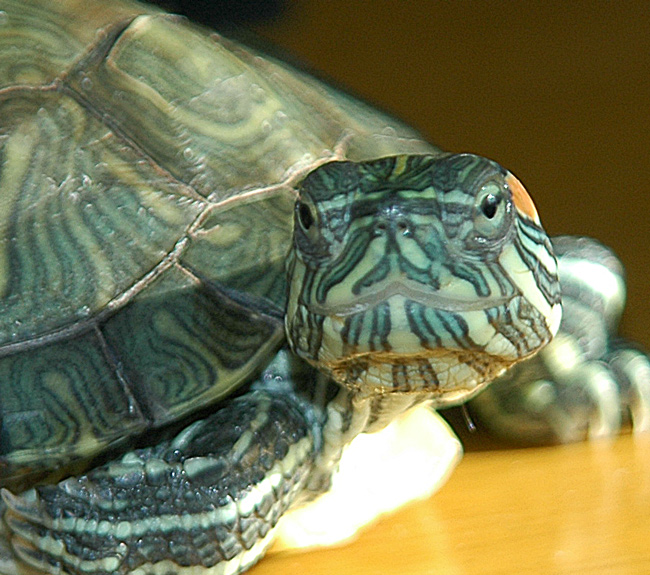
[324,348,514,407]
[287,291,559,403]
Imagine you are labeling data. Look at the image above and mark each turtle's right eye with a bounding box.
[294,199,329,258]
[297,201,315,231]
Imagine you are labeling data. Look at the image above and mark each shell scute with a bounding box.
[0,90,204,349]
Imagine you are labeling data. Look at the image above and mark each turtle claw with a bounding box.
[0,537,43,575]
[608,347,650,433]
[1,489,67,575]
[10,538,66,575]
[572,362,622,440]
[1,489,49,528]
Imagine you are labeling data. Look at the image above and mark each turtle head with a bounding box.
[286,154,562,406]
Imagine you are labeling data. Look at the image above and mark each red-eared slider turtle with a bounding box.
[0,1,647,574]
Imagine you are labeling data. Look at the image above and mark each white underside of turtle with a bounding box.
[274,406,462,551]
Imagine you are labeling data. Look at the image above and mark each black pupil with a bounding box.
[481,194,500,219]
[298,202,314,229]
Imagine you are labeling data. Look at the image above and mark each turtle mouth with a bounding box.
[307,280,513,317]
[324,347,514,405]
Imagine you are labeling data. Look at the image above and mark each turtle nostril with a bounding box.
[395,219,413,237]
[373,221,388,236]
[373,219,412,236]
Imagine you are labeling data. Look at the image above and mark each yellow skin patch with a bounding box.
[325,347,512,403]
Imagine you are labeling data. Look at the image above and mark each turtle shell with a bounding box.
[0,0,437,485]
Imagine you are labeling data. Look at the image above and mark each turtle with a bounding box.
[0,1,648,574]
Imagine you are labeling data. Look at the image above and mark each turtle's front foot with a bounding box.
[0,386,317,575]
[465,336,650,445]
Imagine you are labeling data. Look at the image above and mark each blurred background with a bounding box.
[165,0,650,352]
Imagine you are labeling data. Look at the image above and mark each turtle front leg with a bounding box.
[462,336,650,444]
[461,236,650,444]
[1,367,323,575]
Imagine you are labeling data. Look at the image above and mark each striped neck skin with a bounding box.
[285,154,562,408]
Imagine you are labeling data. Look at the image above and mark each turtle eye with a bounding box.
[294,199,329,257]
[296,200,320,239]
[298,202,314,230]
[480,193,501,219]
[471,182,511,243]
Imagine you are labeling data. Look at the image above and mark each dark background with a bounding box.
[169,1,650,351]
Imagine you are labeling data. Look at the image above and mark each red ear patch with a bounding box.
[507,173,540,224]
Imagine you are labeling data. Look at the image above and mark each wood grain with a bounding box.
[255,434,650,574]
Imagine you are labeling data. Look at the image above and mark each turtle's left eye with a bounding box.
[480,193,501,219]
[471,183,511,243]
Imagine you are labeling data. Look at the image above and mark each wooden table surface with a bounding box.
[253,434,650,575]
